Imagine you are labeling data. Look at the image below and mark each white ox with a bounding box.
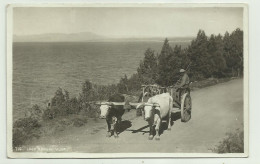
[136,93,173,140]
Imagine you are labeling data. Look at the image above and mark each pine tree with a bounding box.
[157,38,174,86]
[137,48,158,84]
[207,34,227,77]
[127,73,141,92]
[231,28,243,76]
[223,29,243,76]
[81,80,96,102]
[118,74,129,93]
[168,45,189,84]
[187,30,211,79]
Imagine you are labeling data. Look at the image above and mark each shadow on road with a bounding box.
[127,125,150,134]
[172,112,181,122]
[117,120,132,134]
[125,112,182,136]
[159,112,181,135]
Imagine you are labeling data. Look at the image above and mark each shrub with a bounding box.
[80,102,99,118]
[58,118,73,126]
[81,80,96,102]
[211,129,244,153]
[43,88,82,119]
[64,97,81,115]
[72,117,88,127]
[51,88,65,107]
[25,104,44,120]
[42,108,56,120]
[13,117,41,148]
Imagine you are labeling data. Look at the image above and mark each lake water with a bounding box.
[13,41,190,120]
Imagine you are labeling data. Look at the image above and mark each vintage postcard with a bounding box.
[7,3,248,158]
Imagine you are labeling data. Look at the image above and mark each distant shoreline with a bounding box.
[13,33,194,43]
[13,40,193,43]
[12,39,194,43]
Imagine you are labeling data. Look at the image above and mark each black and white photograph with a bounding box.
[6,4,248,158]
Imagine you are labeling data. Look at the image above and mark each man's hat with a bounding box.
[180,69,186,73]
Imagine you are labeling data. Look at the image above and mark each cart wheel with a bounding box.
[181,93,192,122]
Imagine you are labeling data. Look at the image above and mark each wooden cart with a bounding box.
[168,84,192,122]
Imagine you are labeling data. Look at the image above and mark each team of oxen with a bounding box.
[97,92,176,140]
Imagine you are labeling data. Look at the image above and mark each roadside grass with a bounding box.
[13,114,89,150]
[211,128,244,153]
[13,117,42,148]
[13,77,238,149]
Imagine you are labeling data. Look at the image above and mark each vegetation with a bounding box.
[13,117,41,148]
[211,129,244,153]
[70,28,244,97]
[116,28,243,92]
[13,28,243,148]
[42,88,81,119]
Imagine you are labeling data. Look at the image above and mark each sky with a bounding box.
[13,7,244,38]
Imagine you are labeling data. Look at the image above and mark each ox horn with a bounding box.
[101,102,113,105]
[144,103,154,106]
[88,101,97,104]
[110,102,125,106]
[153,103,160,107]
[136,102,145,109]
[95,102,110,105]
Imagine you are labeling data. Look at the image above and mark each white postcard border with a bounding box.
[6,3,249,158]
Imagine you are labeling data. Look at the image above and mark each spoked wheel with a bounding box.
[181,93,192,122]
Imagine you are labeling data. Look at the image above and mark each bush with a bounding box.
[43,88,82,119]
[79,103,100,118]
[13,117,42,148]
[72,117,88,127]
[211,129,244,153]
[66,97,81,114]
[42,108,56,120]
[25,104,44,120]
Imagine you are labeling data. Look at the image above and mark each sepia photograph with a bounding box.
[7,3,248,158]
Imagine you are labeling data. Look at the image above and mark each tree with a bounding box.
[223,29,243,77]
[137,48,158,84]
[170,45,191,83]
[127,73,142,92]
[187,30,211,79]
[81,80,96,102]
[51,88,65,107]
[118,74,129,94]
[207,34,227,77]
[157,38,174,86]
[231,28,243,76]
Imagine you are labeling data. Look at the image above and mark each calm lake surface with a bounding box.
[13,41,190,120]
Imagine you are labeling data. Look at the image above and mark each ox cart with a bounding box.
[168,83,192,122]
[140,83,192,122]
[94,83,192,139]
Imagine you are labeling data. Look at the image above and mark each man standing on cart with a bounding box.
[175,69,190,101]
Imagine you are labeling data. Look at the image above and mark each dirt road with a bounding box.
[29,79,244,153]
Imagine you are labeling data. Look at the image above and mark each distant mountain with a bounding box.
[106,37,194,43]
[13,32,194,43]
[13,32,106,42]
